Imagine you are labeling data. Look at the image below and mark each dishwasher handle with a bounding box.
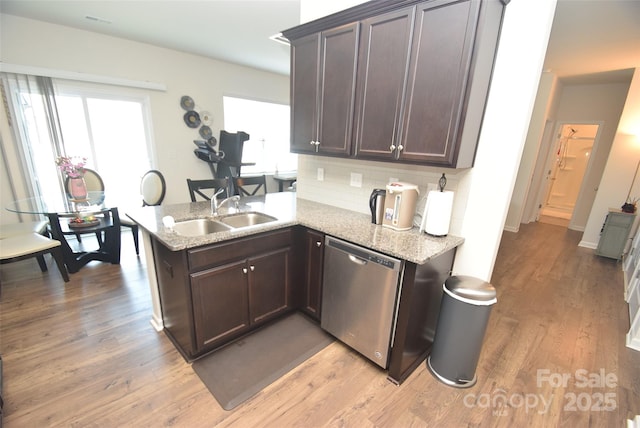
[325,236,401,271]
[348,254,367,265]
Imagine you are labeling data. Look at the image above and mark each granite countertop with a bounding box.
[126,192,464,264]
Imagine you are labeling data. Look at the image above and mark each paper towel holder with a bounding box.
[419,174,453,236]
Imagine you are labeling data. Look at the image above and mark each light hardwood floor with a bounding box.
[1,222,639,427]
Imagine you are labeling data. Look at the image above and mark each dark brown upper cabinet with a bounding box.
[283,0,507,169]
[397,0,482,166]
[290,24,359,156]
[353,6,415,161]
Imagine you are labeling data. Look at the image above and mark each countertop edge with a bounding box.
[126,193,464,265]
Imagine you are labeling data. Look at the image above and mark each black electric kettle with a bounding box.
[369,189,386,224]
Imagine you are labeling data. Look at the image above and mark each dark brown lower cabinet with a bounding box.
[248,248,291,324]
[154,229,292,360]
[191,260,250,351]
[387,248,456,384]
[300,229,324,321]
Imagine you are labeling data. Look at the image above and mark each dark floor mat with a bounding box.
[192,313,333,410]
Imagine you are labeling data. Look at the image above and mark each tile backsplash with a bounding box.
[295,155,468,235]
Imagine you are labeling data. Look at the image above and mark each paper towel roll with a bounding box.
[420,190,454,236]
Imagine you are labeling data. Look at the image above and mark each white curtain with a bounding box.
[1,73,68,213]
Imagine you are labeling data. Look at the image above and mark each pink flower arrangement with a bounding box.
[56,156,87,178]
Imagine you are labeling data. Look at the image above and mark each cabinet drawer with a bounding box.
[187,229,292,271]
[604,212,635,227]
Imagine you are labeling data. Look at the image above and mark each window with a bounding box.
[55,86,154,209]
[6,76,155,210]
[222,96,296,174]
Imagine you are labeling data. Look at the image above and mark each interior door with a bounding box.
[542,123,598,221]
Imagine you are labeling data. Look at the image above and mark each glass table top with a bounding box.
[6,191,108,215]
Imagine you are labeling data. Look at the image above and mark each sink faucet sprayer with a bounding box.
[211,188,240,216]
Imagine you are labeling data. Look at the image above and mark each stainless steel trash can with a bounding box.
[427,275,497,388]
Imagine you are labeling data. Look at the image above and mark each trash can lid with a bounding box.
[444,275,496,303]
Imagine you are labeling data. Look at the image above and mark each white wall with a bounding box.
[581,69,640,248]
[504,72,558,232]
[0,13,289,221]
[555,81,631,231]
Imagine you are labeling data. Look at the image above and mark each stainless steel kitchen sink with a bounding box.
[217,212,278,228]
[172,212,278,236]
[172,218,232,236]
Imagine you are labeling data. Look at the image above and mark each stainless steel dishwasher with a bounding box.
[321,236,403,368]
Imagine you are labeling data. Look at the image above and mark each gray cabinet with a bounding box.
[595,209,636,260]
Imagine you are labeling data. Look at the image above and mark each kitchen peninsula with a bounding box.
[127,192,463,383]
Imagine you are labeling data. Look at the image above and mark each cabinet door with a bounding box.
[316,23,359,156]
[399,0,480,165]
[354,7,415,161]
[290,33,320,154]
[191,260,250,351]
[249,248,291,324]
[596,213,636,260]
[302,229,324,320]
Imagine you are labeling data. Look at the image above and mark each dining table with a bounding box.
[6,191,122,273]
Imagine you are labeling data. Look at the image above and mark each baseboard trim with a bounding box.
[578,240,598,249]
[150,316,164,332]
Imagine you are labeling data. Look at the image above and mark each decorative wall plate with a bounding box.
[183,111,201,128]
[200,110,213,125]
[199,125,213,139]
[180,95,195,111]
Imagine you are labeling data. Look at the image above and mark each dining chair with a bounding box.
[121,170,167,255]
[0,232,70,289]
[232,175,267,196]
[0,220,50,276]
[64,168,105,244]
[187,178,231,202]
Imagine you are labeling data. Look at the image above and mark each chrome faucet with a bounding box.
[211,188,240,216]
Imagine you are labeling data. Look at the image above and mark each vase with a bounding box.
[69,176,87,200]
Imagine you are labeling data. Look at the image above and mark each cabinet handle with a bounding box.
[309,140,315,146]
[397,145,403,152]
[250,265,255,272]
[242,267,248,274]
[316,241,322,247]
[390,144,396,152]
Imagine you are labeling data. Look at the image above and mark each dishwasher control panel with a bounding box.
[326,237,399,270]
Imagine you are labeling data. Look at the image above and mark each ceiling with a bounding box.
[1,0,639,81]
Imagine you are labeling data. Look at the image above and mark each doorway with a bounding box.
[540,123,599,225]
